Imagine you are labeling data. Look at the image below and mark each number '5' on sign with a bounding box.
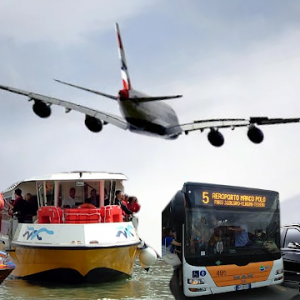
[202,192,209,204]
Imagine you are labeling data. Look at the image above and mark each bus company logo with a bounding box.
[23,227,54,241]
[259,266,265,272]
[234,274,253,280]
[192,270,199,278]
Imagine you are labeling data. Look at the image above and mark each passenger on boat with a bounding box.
[127,196,141,213]
[114,190,133,219]
[24,193,38,223]
[62,188,76,208]
[122,194,130,220]
[104,189,109,206]
[123,194,129,204]
[0,194,4,210]
[12,189,26,222]
[86,189,99,207]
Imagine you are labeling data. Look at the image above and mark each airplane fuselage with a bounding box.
[118,89,181,139]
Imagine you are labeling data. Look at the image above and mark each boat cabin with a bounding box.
[1,172,127,233]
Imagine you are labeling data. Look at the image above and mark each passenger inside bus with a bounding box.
[228,225,252,247]
[208,225,229,254]
[189,221,209,254]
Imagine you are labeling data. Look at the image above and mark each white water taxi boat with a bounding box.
[0,171,156,282]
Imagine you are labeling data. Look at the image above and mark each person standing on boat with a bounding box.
[86,189,99,207]
[12,189,26,222]
[123,194,129,205]
[104,189,110,206]
[24,193,38,222]
[127,196,141,213]
[114,190,133,219]
[62,188,76,208]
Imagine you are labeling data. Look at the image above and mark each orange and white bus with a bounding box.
[163,182,283,297]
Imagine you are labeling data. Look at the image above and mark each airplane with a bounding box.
[0,23,299,147]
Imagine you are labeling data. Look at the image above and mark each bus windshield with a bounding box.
[185,207,281,266]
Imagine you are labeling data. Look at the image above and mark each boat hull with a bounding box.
[0,268,14,284]
[8,245,139,282]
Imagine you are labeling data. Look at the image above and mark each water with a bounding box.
[0,259,174,300]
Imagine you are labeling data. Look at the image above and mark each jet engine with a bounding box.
[85,115,103,132]
[32,100,51,118]
[207,129,224,147]
[247,125,264,144]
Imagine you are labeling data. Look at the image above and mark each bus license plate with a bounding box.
[235,284,251,291]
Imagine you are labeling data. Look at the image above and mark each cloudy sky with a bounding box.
[0,0,300,253]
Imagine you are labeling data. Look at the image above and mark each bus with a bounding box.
[162,182,283,297]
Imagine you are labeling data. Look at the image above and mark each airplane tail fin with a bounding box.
[115,23,132,90]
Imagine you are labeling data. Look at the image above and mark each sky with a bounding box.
[0,0,300,254]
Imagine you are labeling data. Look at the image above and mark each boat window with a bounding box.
[36,181,55,206]
[59,183,84,207]
[104,181,112,206]
[37,182,45,207]
[110,181,116,205]
[83,182,99,207]
[45,181,54,206]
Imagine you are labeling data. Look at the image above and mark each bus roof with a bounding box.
[183,182,278,195]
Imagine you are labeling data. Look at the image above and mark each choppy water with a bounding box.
[0,259,174,300]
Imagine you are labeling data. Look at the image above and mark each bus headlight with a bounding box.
[188,278,205,285]
[275,269,283,275]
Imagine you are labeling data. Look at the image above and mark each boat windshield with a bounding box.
[184,207,281,266]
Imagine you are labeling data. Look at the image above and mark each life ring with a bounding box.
[79,203,96,209]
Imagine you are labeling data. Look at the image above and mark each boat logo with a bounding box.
[116,225,135,239]
[23,226,54,241]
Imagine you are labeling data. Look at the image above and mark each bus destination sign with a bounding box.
[202,191,266,208]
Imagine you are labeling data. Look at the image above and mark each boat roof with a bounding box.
[2,171,127,193]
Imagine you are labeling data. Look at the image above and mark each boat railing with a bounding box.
[37,205,123,224]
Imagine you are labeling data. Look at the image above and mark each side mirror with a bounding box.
[287,242,300,249]
[170,191,185,225]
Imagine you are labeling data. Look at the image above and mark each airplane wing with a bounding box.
[167,116,300,146]
[54,79,118,100]
[0,84,128,130]
[55,79,182,102]
[177,117,300,134]
[130,95,182,102]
